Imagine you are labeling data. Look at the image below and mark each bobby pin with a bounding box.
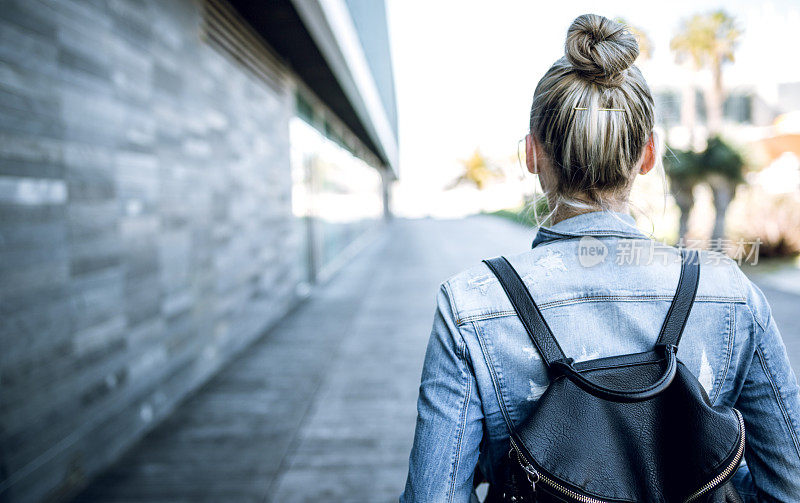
[573,107,626,112]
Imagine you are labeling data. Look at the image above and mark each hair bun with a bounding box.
[565,14,639,87]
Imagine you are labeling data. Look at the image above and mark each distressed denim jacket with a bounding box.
[401,211,800,503]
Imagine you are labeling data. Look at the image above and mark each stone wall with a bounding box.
[0,1,302,500]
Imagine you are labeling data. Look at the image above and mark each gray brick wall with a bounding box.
[0,1,303,501]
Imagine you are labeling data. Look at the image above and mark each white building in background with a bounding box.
[653,80,800,194]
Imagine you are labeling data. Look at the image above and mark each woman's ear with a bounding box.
[639,135,656,175]
[525,134,539,174]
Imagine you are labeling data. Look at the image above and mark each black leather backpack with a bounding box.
[481,248,745,503]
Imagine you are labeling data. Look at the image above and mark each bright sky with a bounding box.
[385,0,800,192]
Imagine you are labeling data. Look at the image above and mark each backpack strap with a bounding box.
[483,248,701,368]
[483,256,567,368]
[655,248,701,349]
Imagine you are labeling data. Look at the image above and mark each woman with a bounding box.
[401,14,800,503]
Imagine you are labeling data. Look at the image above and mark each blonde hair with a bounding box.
[529,14,657,219]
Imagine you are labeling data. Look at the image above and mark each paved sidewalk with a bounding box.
[73,216,800,502]
[744,259,800,297]
[74,216,534,502]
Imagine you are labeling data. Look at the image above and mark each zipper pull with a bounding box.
[522,464,539,493]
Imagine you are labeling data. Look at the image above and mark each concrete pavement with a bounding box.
[73,216,800,502]
[73,217,534,502]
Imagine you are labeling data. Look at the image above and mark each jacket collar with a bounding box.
[531,210,648,248]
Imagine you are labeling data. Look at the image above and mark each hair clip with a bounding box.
[573,107,626,112]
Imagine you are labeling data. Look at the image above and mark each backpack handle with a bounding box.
[550,344,678,403]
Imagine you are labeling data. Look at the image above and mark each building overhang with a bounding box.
[230,0,398,178]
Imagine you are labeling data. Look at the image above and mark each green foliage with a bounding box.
[485,208,536,228]
[485,196,552,229]
[665,136,745,184]
[526,195,552,226]
[701,136,745,182]
[664,148,703,184]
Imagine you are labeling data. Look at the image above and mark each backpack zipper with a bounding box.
[683,408,746,502]
[509,408,745,503]
[510,437,607,503]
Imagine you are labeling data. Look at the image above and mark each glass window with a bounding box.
[290,116,383,283]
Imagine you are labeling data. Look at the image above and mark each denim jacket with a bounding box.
[402,211,800,502]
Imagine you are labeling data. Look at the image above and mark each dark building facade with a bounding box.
[0,0,397,501]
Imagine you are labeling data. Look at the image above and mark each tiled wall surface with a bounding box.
[0,1,303,500]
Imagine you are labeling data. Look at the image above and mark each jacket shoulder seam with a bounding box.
[456,295,746,325]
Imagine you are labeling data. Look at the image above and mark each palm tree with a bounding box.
[664,148,702,241]
[670,11,741,135]
[700,137,745,251]
[665,137,745,246]
[670,11,742,245]
[449,150,504,190]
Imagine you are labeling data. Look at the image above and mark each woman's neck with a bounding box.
[550,199,630,225]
